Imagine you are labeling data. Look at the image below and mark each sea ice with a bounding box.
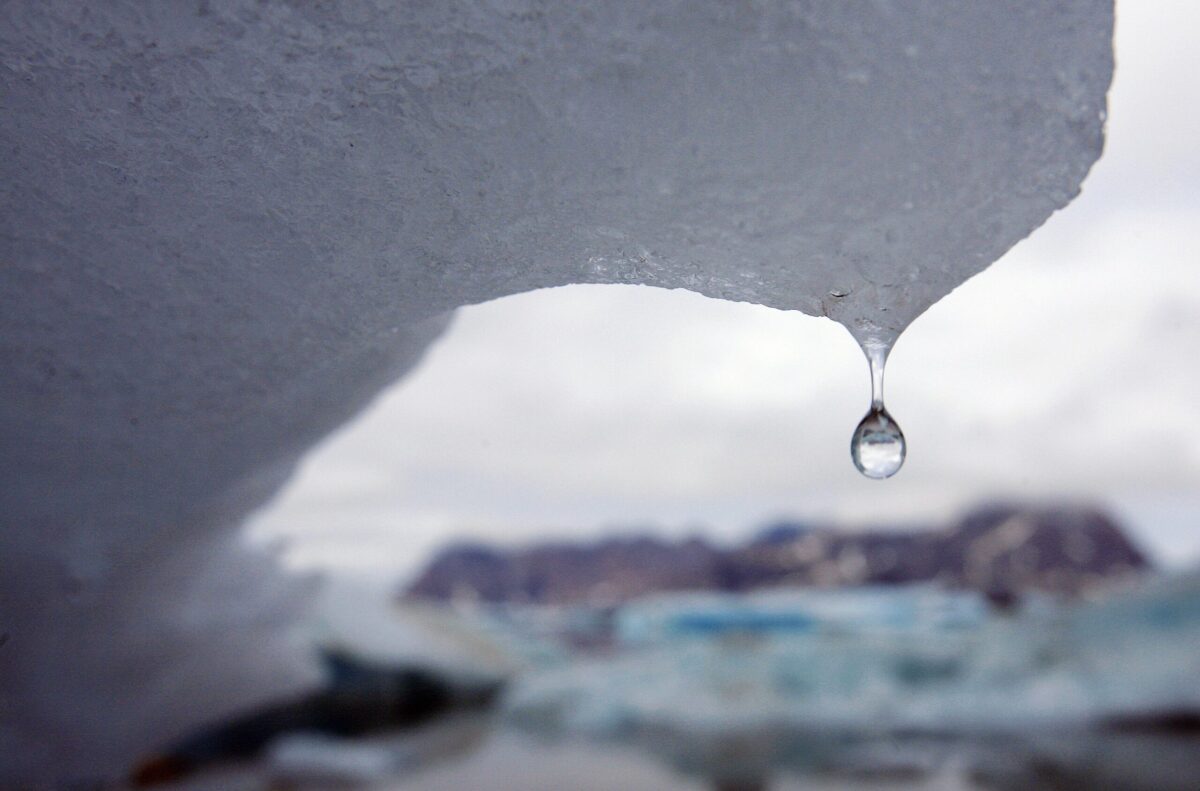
[505,574,1200,736]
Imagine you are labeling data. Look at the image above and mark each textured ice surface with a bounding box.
[0,0,1111,783]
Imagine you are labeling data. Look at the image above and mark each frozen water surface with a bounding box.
[0,1,1111,784]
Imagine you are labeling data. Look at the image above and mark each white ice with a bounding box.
[0,1,1111,784]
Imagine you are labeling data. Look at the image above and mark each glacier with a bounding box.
[0,0,1112,785]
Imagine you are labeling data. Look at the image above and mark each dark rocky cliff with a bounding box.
[406,504,1149,605]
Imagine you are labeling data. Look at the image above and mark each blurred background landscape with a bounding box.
[145,500,1200,791]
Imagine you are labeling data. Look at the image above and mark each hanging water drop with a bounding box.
[851,343,906,479]
[852,407,905,478]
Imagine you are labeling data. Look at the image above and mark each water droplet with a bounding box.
[852,406,906,478]
[850,343,906,479]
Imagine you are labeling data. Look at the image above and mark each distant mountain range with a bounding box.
[405,504,1150,606]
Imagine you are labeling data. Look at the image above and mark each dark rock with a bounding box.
[130,648,503,786]
[405,504,1150,606]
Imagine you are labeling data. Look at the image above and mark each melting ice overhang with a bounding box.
[0,0,1111,783]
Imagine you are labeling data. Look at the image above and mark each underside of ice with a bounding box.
[0,1,1112,784]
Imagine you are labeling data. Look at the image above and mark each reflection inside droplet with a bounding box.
[851,406,906,478]
[850,341,906,479]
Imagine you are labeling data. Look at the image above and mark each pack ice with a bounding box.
[0,1,1112,784]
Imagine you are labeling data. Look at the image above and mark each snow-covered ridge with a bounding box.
[0,1,1111,784]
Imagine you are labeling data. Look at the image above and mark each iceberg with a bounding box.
[496,576,1200,790]
[506,574,1200,736]
[0,1,1112,784]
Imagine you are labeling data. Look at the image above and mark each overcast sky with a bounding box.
[249,1,1200,580]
